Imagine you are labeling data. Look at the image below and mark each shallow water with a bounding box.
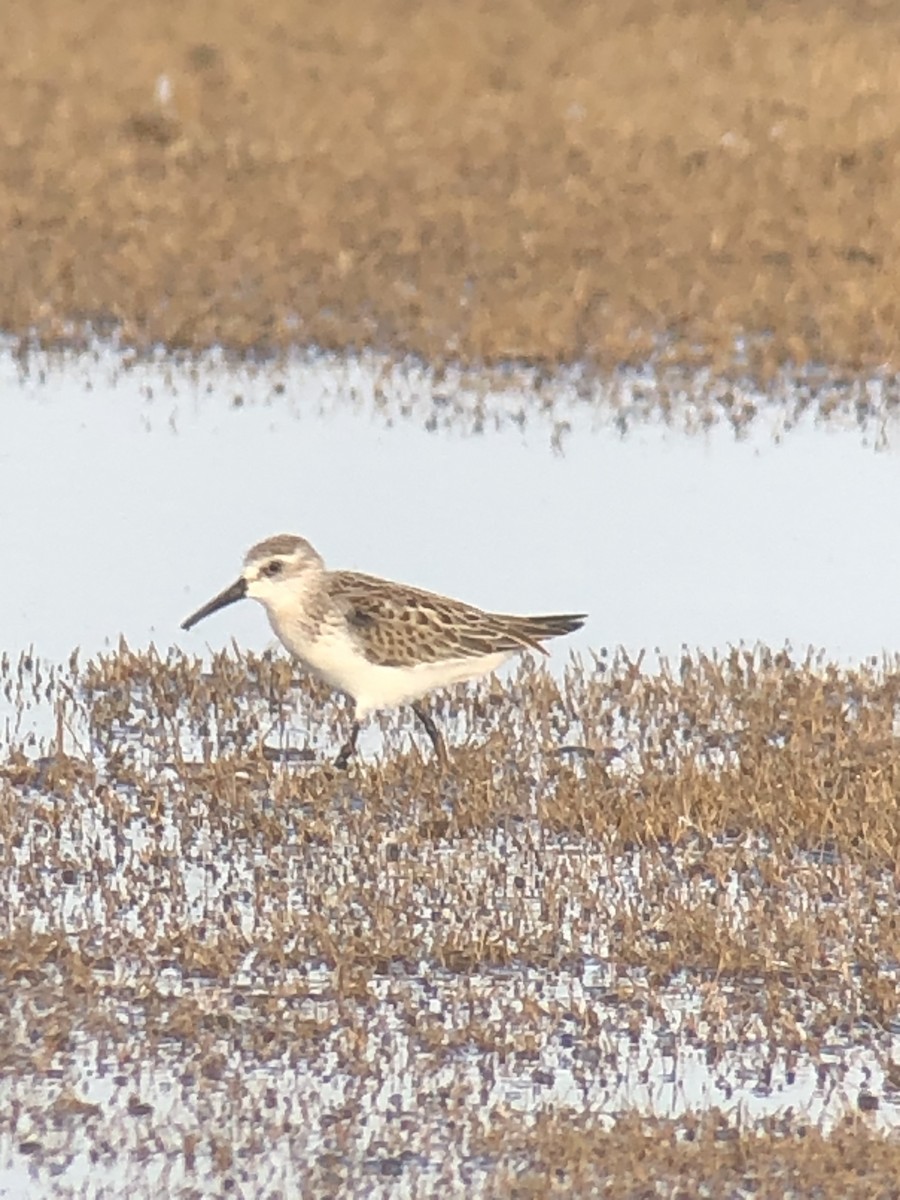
[4,347,900,1196]
[4,730,900,1196]
[3,749,899,1199]
[1,968,895,1200]
[2,348,900,669]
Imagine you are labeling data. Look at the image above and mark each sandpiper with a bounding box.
[181,534,586,768]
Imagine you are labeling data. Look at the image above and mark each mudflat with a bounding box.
[3,0,899,371]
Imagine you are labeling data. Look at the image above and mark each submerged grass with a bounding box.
[2,644,900,1193]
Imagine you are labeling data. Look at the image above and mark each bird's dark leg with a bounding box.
[412,703,449,768]
[334,720,360,770]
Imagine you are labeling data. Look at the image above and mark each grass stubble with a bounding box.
[2,644,900,1194]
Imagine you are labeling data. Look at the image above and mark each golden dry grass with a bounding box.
[481,1110,900,1198]
[6,644,900,980]
[3,0,900,377]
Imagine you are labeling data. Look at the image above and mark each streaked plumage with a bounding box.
[182,534,586,768]
[332,572,584,666]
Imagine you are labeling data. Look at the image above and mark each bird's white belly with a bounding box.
[271,615,512,714]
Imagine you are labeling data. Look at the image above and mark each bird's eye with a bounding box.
[262,560,283,578]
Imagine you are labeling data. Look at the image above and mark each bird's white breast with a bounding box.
[266,606,512,714]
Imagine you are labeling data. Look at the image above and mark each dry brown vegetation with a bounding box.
[3,0,900,378]
[3,644,900,1191]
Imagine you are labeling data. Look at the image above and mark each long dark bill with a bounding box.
[181,577,248,631]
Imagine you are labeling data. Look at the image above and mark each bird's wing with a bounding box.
[328,571,563,668]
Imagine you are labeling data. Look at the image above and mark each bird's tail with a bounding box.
[495,612,587,654]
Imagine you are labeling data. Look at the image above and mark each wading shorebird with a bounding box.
[181,534,586,768]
